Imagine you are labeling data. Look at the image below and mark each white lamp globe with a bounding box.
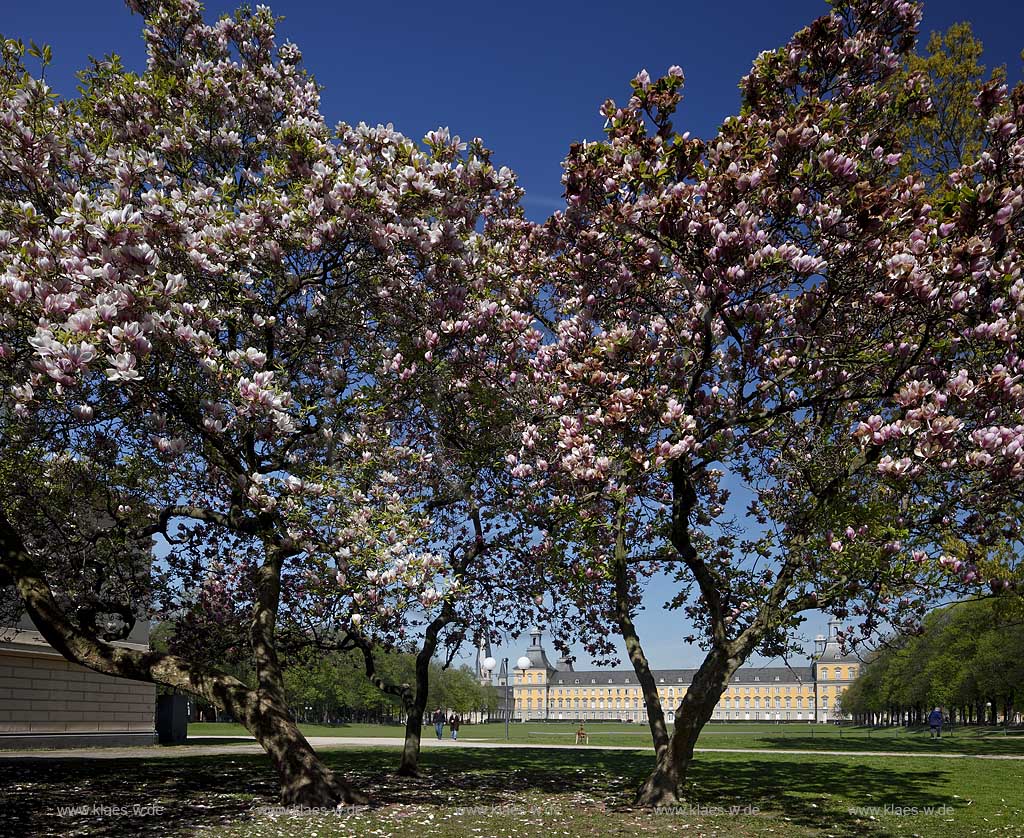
[483,657,497,672]
[516,656,533,670]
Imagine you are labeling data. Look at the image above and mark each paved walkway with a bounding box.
[1,735,1023,761]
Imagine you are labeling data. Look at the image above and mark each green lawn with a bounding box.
[3,745,1022,837]
[190,721,409,739]
[189,720,1024,755]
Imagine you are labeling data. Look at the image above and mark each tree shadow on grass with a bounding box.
[0,752,281,837]
[685,755,956,834]
[0,746,957,837]
[398,748,956,834]
[752,732,1024,755]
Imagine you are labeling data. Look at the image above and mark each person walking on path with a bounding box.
[928,707,943,739]
[432,708,445,740]
[450,714,461,741]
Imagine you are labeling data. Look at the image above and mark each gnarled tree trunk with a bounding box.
[247,540,366,805]
[609,495,737,806]
[397,640,433,777]
[0,507,366,807]
[359,601,455,777]
[611,512,670,758]
[397,602,457,776]
[635,648,741,807]
[235,685,364,806]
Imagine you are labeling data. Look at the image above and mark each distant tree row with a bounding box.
[840,600,1024,726]
[152,622,494,724]
[282,649,495,725]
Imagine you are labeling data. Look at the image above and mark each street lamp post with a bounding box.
[482,656,507,739]
[482,654,534,740]
[514,656,532,726]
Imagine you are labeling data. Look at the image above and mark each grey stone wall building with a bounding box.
[0,609,156,748]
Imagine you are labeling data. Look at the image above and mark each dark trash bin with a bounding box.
[156,694,188,745]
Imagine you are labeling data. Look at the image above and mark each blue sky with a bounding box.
[6,0,1022,670]
[7,0,1023,223]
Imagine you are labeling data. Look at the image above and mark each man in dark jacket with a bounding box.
[432,707,445,740]
[928,707,943,739]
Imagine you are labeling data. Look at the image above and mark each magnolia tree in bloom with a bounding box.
[320,182,544,777]
[0,0,527,806]
[2,0,1021,814]
[509,0,1022,805]
[347,453,547,777]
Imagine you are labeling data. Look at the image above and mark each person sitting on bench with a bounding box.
[575,724,588,745]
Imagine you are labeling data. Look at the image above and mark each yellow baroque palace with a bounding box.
[483,623,859,724]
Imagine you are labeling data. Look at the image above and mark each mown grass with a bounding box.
[190,721,409,739]
[3,745,1021,837]
[189,719,1024,755]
